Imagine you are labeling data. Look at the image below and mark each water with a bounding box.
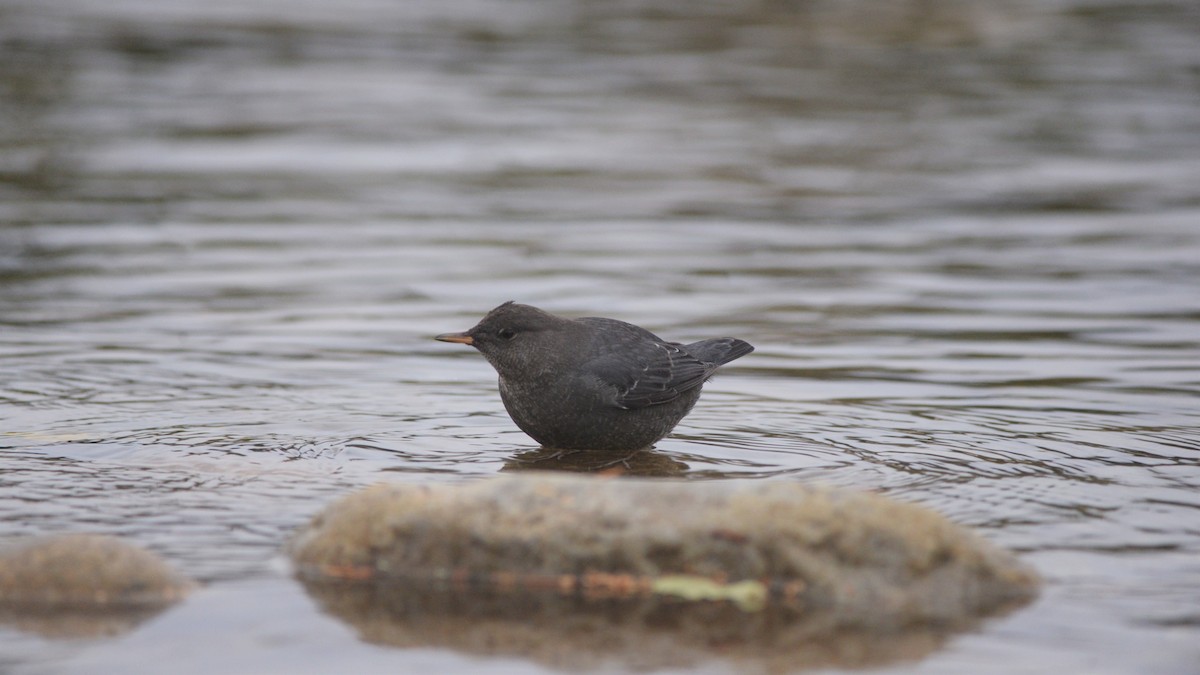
[2,0,1199,672]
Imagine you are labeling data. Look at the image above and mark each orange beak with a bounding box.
[435,332,474,345]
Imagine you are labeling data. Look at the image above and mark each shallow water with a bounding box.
[2,0,1199,673]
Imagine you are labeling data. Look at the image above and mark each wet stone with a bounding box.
[0,533,194,638]
[289,474,1038,628]
[0,533,193,608]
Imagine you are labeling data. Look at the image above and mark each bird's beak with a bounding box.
[435,332,474,345]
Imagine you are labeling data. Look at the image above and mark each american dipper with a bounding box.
[435,302,754,451]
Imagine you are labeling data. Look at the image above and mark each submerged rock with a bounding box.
[290,474,1037,627]
[0,533,194,638]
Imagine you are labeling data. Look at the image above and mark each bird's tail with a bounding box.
[684,337,754,366]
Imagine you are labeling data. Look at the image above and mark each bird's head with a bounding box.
[435,302,573,378]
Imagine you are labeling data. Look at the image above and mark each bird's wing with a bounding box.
[584,340,714,410]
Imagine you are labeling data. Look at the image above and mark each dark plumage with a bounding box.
[435,302,754,451]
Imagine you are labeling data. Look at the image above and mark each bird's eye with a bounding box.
[497,327,517,340]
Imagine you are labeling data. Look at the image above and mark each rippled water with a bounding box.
[2,0,1199,673]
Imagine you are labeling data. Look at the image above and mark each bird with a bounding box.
[435,302,753,451]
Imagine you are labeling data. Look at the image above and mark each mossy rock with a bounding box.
[290,474,1037,627]
[0,533,193,608]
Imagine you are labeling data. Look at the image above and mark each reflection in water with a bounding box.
[0,605,173,641]
[301,580,969,673]
[501,447,688,477]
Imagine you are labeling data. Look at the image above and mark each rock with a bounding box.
[0,533,194,638]
[290,474,1037,627]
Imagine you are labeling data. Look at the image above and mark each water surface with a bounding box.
[2,1,1199,673]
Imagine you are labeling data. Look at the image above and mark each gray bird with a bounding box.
[435,302,754,451]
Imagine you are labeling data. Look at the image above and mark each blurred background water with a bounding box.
[1,0,1198,673]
